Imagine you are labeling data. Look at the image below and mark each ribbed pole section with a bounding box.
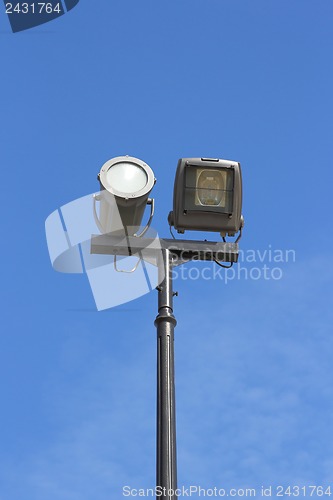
[154,249,177,500]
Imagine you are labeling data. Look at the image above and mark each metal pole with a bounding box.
[154,248,178,500]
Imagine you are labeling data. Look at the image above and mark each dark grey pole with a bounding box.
[154,248,178,500]
[90,235,239,498]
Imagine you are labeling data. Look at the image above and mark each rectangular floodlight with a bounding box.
[168,158,243,236]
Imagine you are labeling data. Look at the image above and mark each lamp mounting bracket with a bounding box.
[91,235,239,268]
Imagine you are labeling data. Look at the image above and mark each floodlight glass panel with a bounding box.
[106,162,148,194]
[184,166,234,214]
[195,169,227,206]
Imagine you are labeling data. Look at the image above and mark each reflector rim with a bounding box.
[99,156,155,199]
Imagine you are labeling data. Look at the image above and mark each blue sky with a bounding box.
[1,1,333,498]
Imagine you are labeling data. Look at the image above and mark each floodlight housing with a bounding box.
[168,158,243,236]
[97,155,156,236]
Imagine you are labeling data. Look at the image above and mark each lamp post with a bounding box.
[93,156,243,500]
[47,155,244,500]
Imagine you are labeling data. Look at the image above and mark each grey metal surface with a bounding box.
[169,157,243,236]
[90,235,239,263]
[154,249,178,499]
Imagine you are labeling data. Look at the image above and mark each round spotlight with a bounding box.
[97,156,156,236]
[99,156,155,199]
[106,162,148,194]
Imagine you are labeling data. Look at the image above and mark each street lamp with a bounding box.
[91,156,243,500]
[95,155,156,236]
[46,153,244,500]
[168,157,243,237]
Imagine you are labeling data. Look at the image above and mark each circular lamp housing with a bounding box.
[98,156,156,235]
[168,157,243,236]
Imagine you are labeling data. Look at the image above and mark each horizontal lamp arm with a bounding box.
[90,235,239,265]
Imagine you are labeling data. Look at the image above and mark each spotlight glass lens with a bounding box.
[196,170,226,206]
[106,162,148,194]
